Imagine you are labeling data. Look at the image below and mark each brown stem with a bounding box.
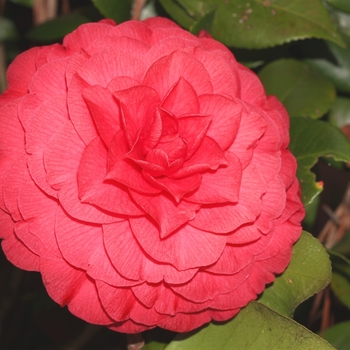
[132,0,146,20]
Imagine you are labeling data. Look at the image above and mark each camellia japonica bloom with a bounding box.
[0,17,304,333]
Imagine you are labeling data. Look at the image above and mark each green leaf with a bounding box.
[91,0,132,23]
[323,321,350,350]
[289,117,350,205]
[259,231,331,317]
[165,302,335,350]
[159,0,345,49]
[27,8,102,42]
[329,250,350,309]
[144,341,168,350]
[0,17,18,42]
[325,0,350,14]
[259,59,336,119]
[306,39,350,94]
[329,97,350,127]
[158,0,196,28]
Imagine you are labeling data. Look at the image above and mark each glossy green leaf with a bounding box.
[159,0,345,48]
[306,39,350,94]
[325,0,350,14]
[144,341,168,350]
[158,0,196,28]
[289,117,350,205]
[259,59,336,119]
[323,321,350,350]
[91,0,132,23]
[259,232,331,317]
[0,17,18,42]
[329,250,350,309]
[27,8,102,42]
[329,97,350,128]
[165,302,335,350]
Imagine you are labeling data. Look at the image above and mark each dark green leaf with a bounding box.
[165,302,335,349]
[27,8,102,42]
[323,321,350,350]
[259,59,336,119]
[329,97,350,127]
[158,0,196,28]
[289,117,350,205]
[91,0,132,23]
[0,18,18,42]
[329,250,350,309]
[306,39,350,94]
[159,0,345,49]
[259,232,331,317]
[326,0,350,14]
[190,9,215,35]
[144,341,168,350]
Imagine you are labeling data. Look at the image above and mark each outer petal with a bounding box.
[130,216,226,270]
[103,221,198,284]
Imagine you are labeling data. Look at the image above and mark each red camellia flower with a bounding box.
[0,18,304,333]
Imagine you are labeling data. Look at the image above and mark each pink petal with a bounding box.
[177,115,212,159]
[0,208,14,239]
[45,121,85,190]
[172,136,227,178]
[194,47,240,98]
[114,86,161,148]
[77,46,146,88]
[279,150,297,189]
[17,172,61,257]
[237,65,267,106]
[77,137,143,216]
[108,320,149,334]
[252,150,281,186]
[107,76,138,92]
[161,77,200,115]
[129,191,199,238]
[228,104,267,169]
[6,47,40,93]
[143,51,212,100]
[103,221,198,284]
[67,73,97,145]
[86,35,150,58]
[82,86,121,147]
[143,170,202,202]
[3,153,27,220]
[184,151,241,204]
[28,152,58,198]
[29,57,69,98]
[132,283,212,315]
[2,233,40,271]
[157,311,211,333]
[97,280,169,327]
[65,51,89,86]
[171,263,253,303]
[130,216,226,270]
[55,206,137,287]
[18,94,46,130]
[226,224,262,244]
[190,162,265,233]
[41,257,113,325]
[63,21,116,52]
[58,180,122,224]
[26,94,69,153]
[109,20,153,44]
[106,131,160,194]
[199,94,243,150]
